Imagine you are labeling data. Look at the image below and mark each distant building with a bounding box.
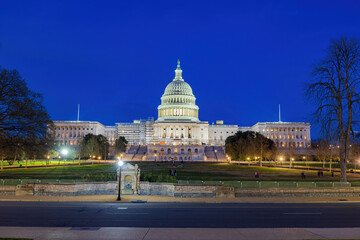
[52,60,311,159]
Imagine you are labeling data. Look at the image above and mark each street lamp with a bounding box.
[61,149,69,155]
[117,159,124,201]
[279,156,283,166]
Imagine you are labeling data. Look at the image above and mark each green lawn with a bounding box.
[0,160,87,167]
[0,164,117,180]
[1,162,360,182]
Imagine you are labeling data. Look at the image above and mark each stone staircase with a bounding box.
[131,145,148,161]
[205,146,227,162]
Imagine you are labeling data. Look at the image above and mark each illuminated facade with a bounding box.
[52,60,311,152]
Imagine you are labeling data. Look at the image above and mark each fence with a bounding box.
[177,180,353,188]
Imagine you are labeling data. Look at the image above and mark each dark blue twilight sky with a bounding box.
[1,0,360,138]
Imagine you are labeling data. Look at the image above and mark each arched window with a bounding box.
[160,148,164,154]
[154,148,157,153]
[188,148,191,153]
[167,148,171,154]
[195,148,198,153]
[181,148,184,153]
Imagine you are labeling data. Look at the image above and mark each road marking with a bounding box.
[283,212,322,215]
[117,207,128,209]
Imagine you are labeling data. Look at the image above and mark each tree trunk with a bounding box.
[1,156,3,170]
[339,134,347,182]
[260,141,263,167]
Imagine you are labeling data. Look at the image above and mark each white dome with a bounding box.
[163,80,194,96]
[157,60,199,122]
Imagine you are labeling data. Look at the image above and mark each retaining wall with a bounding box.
[0,186,16,195]
[34,182,117,196]
[3,182,360,198]
[235,187,360,197]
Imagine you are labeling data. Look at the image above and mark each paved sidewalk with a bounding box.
[0,227,360,239]
[1,194,360,203]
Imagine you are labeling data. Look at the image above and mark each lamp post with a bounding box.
[117,159,124,201]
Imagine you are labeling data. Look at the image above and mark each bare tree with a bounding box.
[307,37,360,182]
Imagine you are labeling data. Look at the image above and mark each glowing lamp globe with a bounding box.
[61,149,69,155]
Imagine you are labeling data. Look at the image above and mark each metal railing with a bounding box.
[177,180,352,188]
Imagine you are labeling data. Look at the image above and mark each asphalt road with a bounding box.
[0,201,360,228]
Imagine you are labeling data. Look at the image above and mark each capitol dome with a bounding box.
[157,60,199,122]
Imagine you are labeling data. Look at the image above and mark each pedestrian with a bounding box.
[254,172,258,178]
[301,172,305,179]
[174,169,177,177]
[331,171,334,177]
[317,171,320,177]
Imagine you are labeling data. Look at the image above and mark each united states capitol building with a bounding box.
[53,61,311,161]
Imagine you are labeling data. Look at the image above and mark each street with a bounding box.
[1,201,360,228]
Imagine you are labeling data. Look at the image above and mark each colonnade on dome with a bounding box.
[158,107,198,118]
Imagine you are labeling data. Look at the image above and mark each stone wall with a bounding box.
[174,184,218,198]
[139,182,174,196]
[4,181,360,198]
[34,182,117,196]
[235,187,360,197]
[0,186,16,195]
